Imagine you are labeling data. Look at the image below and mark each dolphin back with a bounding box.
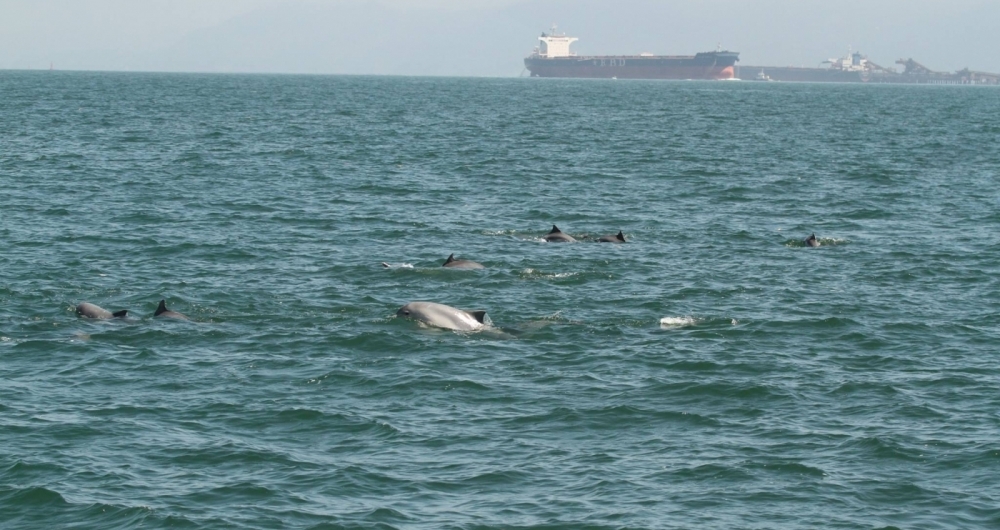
[443,254,485,269]
[76,302,127,319]
[466,310,490,325]
[599,230,626,243]
[155,299,190,320]
[397,301,488,331]
[544,225,576,242]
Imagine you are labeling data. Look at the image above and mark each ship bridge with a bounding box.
[536,25,578,58]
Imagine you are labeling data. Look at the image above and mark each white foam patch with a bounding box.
[659,316,697,329]
[521,269,577,279]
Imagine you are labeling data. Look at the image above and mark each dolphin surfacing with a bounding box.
[443,254,485,269]
[397,301,490,331]
[76,302,128,319]
[804,233,820,247]
[598,230,626,243]
[543,225,576,243]
[154,299,189,320]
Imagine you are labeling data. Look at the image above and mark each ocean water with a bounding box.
[2,71,999,529]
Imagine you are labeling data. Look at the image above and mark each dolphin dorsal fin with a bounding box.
[467,310,489,324]
[444,254,456,265]
[549,225,561,234]
[112,310,128,318]
[616,230,625,241]
[155,300,168,316]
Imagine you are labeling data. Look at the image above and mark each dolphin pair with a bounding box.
[75,300,189,320]
[396,301,490,331]
[544,225,626,243]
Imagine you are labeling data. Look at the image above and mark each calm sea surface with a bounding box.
[2,71,1000,529]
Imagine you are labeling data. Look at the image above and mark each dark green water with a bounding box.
[2,71,1000,529]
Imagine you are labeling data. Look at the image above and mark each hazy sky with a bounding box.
[2,0,998,75]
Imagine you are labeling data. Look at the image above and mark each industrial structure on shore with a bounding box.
[740,51,1000,85]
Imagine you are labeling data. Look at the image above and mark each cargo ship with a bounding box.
[523,27,739,80]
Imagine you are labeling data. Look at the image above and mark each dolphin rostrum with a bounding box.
[154,299,189,320]
[396,301,490,331]
[76,302,128,319]
[543,225,576,243]
[598,230,626,243]
[443,254,485,269]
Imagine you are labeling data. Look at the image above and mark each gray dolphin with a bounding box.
[154,299,189,320]
[76,302,128,319]
[543,225,576,243]
[598,230,626,243]
[443,254,485,269]
[804,233,820,247]
[396,301,490,331]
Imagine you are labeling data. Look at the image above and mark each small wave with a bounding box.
[520,268,578,279]
[659,463,754,482]
[746,460,827,477]
[0,485,68,507]
[660,316,697,328]
[365,507,414,523]
[840,436,924,462]
[380,262,414,269]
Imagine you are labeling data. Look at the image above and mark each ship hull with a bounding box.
[525,52,739,80]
